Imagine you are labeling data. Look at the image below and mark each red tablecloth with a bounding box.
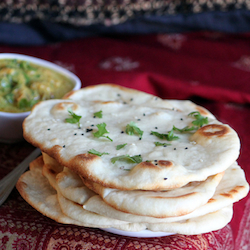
[0,31,250,249]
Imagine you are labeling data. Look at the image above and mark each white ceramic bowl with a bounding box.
[0,53,81,143]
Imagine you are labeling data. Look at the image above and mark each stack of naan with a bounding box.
[17,84,249,235]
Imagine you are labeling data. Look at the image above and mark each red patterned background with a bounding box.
[0,31,250,249]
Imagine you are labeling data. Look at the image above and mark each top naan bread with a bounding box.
[23,84,240,190]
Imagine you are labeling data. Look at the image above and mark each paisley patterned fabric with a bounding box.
[0,31,250,249]
[0,0,250,26]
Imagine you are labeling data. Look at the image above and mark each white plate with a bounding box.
[101,228,175,238]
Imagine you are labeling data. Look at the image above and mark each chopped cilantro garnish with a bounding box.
[116,143,127,150]
[65,109,82,128]
[173,125,197,133]
[154,142,171,147]
[151,128,179,141]
[167,128,180,141]
[88,149,109,156]
[173,112,209,133]
[111,154,142,164]
[151,131,167,139]
[126,121,144,139]
[188,111,209,128]
[94,110,103,118]
[93,123,113,141]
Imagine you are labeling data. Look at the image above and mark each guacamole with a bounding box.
[0,59,75,113]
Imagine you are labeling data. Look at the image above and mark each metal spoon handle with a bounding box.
[0,148,41,206]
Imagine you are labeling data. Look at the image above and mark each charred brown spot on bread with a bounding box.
[93,100,119,104]
[103,101,120,104]
[75,153,99,162]
[220,192,232,198]
[196,106,210,116]
[158,161,173,167]
[197,124,229,137]
[63,91,75,99]
[207,198,216,203]
[139,161,156,168]
[53,102,78,111]
[220,186,245,198]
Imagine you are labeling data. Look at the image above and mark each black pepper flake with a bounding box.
[74,133,77,135]
[155,163,158,165]
[163,145,167,147]
[86,128,93,132]
[154,160,157,162]
[174,148,176,150]
[185,147,188,150]
[91,124,94,127]
[117,94,121,97]
[47,128,50,131]
[93,116,96,118]
[155,127,158,129]
[137,119,141,121]
[63,145,65,148]
[81,133,84,136]
[121,131,124,134]
[130,98,133,101]
[123,102,127,104]
[164,178,168,180]
[180,118,183,121]
[139,138,142,140]
[143,113,146,116]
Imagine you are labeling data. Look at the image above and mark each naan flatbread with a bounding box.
[82,172,224,217]
[114,205,233,235]
[16,158,96,227]
[83,162,248,222]
[16,157,234,235]
[17,84,249,236]
[17,157,130,228]
[57,167,95,205]
[23,84,240,191]
[41,154,248,222]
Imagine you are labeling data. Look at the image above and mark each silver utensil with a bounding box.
[0,148,41,206]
